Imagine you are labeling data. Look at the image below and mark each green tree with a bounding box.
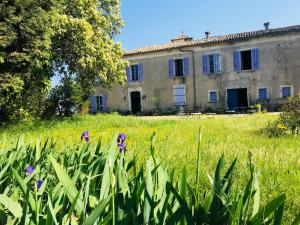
[44,77,84,117]
[0,0,127,122]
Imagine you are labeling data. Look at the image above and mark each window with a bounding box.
[90,95,107,113]
[169,57,189,78]
[126,63,143,81]
[173,85,186,105]
[208,91,218,103]
[241,50,252,70]
[130,64,139,81]
[233,48,259,72]
[281,86,291,98]
[175,59,184,77]
[209,55,215,73]
[203,54,220,74]
[96,95,105,112]
[258,88,268,99]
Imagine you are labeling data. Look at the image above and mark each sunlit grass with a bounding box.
[1,113,300,222]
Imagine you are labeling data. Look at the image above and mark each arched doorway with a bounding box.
[130,91,141,114]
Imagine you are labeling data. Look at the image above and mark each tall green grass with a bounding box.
[0,134,299,224]
[1,113,300,223]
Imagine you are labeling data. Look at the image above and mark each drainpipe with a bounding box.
[179,48,196,109]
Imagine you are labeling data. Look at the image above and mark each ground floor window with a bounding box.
[281,86,291,98]
[208,90,218,103]
[173,85,186,105]
[96,95,103,112]
[258,88,268,100]
[90,95,106,113]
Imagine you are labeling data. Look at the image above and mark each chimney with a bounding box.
[205,31,210,38]
[264,22,270,31]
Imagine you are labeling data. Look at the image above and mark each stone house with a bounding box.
[91,23,300,114]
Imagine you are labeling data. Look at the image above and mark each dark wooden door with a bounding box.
[130,91,141,114]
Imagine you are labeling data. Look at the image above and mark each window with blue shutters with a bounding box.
[208,91,218,103]
[203,54,220,74]
[95,95,107,112]
[258,88,268,99]
[234,48,259,72]
[127,64,143,81]
[281,86,291,98]
[169,57,189,78]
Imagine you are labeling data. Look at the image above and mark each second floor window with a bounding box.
[131,65,139,81]
[175,59,184,77]
[126,63,143,81]
[234,48,259,72]
[203,53,220,74]
[241,50,252,70]
[169,57,189,78]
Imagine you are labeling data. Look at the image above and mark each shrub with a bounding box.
[265,94,300,136]
[279,93,300,134]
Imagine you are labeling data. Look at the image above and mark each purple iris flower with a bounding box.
[117,133,126,143]
[118,142,126,153]
[36,179,43,189]
[117,133,126,153]
[81,131,89,142]
[26,166,34,176]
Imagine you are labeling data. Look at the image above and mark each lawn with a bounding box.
[1,113,300,223]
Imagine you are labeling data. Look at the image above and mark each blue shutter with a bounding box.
[282,87,291,98]
[168,59,175,78]
[259,88,267,99]
[126,66,131,81]
[202,55,209,74]
[251,48,260,70]
[214,54,221,73]
[210,92,217,102]
[101,95,107,112]
[233,51,241,72]
[183,57,189,76]
[138,63,143,81]
[90,96,96,113]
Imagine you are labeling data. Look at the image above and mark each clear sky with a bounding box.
[116,0,300,50]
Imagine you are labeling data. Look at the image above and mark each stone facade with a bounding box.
[93,25,300,114]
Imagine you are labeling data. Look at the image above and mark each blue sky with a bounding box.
[116,0,300,50]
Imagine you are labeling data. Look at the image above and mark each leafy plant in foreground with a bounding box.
[0,135,299,224]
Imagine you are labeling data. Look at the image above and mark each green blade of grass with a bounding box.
[250,194,286,225]
[0,194,22,218]
[82,194,111,225]
[12,168,36,212]
[50,156,84,216]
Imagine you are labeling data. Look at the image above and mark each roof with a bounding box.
[124,25,300,56]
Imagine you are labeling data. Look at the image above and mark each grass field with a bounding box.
[1,113,300,223]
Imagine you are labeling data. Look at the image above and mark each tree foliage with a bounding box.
[44,77,84,117]
[0,0,127,122]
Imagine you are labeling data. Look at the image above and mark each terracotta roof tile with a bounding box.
[124,25,300,56]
